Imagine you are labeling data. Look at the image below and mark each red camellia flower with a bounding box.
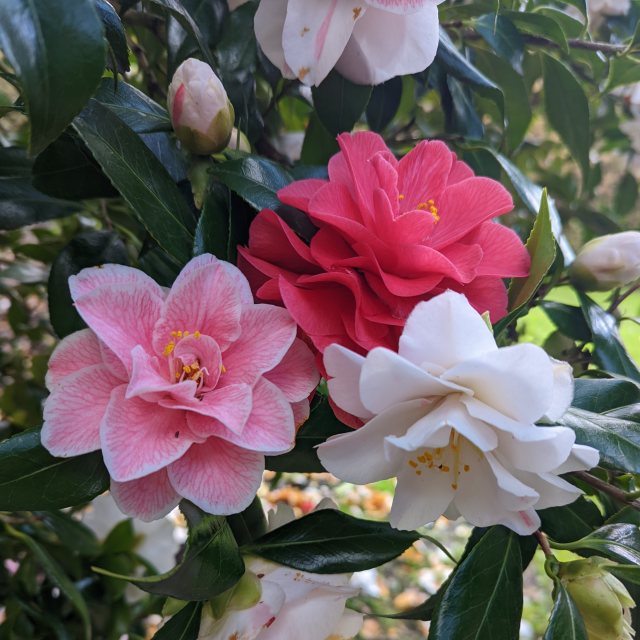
[238,132,530,356]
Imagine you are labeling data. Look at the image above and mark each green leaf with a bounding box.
[429,526,523,640]
[578,292,640,382]
[503,11,569,53]
[312,70,372,137]
[245,509,419,574]
[93,501,245,601]
[572,378,640,413]
[614,172,638,217]
[95,0,129,74]
[300,112,340,165]
[193,184,231,260]
[0,0,105,155]
[474,14,524,72]
[366,77,403,132]
[5,523,92,640]
[542,53,591,181]
[543,583,588,640]
[558,408,640,472]
[0,430,109,511]
[153,602,203,640]
[605,57,640,93]
[265,396,351,472]
[607,564,640,585]
[38,511,101,557]
[73,99,195,265]
[539,302,592,341]
[508,188,556,310]
[540,498,604,543]
[48,230,128,338]
[93,78,171,134]
[553,524,640,566]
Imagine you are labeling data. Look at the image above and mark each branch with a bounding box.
[571,470,640,511]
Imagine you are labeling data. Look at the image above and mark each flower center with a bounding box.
[406,430,471,490]
[398,194,440,222]
[163,329,222,392]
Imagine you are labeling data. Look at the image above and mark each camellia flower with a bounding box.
[254,0,444,86]
[167,58,235,155]
[238,132,531,356]
[570,231,640,292]
[41,255,319,520]
[197,502,363,640]
[316,291,599,534]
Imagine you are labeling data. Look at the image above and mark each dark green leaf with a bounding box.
[300,112,340,165]
[153,602,203,640]
[312,71,372,137]
[429,526,523,640]
[554,524,640,566]
[614,172,638,217]
[540,498,604,543]
[193,183,230,260]
[95,0,129,74]
[245,509,419,574]
[0,0,105,155]
[543,582,588,640]
[366,77,403,132]
[93,501,245,601]
[605,57,640,93]
[540,301,592,341]
[475,14,524,72]
[73,100,195,264]
[48,230,128,338]
[578,292,640,382]
[542,53,591,181]
[38,511,101,556]
[266,396,351,472]
[0,430,109,511]
[572,378,640,413]
[503,11,569,53]
[508,188,556,310]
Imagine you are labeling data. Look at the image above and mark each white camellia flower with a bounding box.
[317,291,599,535]
[254,0,444,86]
[197,502,363,640]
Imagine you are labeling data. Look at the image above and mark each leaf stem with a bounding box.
[572,470,640,511]
[535,530,553,557]
[608,281,640,314]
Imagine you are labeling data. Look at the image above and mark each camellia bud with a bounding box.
[570,231,640,292]
[226,127,251,153]
[167,58,234,155]
[559,557,635,640]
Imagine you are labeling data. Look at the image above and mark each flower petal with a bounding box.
[398,291,497,370]
[110,469,181,521]
[513,470,582,510]
[553,444,599,474]
[545,358,574,421]
[254,0,295,79]
[168,438,264,515]
[42,367,123,457]
[101,386,192,481]
[265,338,320,402]
[69,263,164,301]
[45,329,102,388]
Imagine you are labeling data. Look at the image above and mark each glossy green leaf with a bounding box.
[48,230,129,338]
[429,526,523,640]
[0,0,105,155]
[95,0,129,74]
[503,11,569,53]
[542,53,591,181]
[554,524,640,566]
[0,430,109,511]
[301,112,340,165]
[572,378,640,413]
[366,77,403,132]
[539,301,592,341]
[540,498,604,543]
[266,396,351,472]
[615,172,638,216]
[475,14,524,72]
[193,183,231,260]
[5,524,92,640]
[312,71,372,137]
[578,292,640,382]
[73,100,195,264]
[93,501,245,601]
[605,57,640,93]
[38,511,101,557]
[508,188,556,310]
[543,583,588,640]
[245,509,419,574]
[153,602,203,639]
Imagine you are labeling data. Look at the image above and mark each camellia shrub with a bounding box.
[1,0,640,638]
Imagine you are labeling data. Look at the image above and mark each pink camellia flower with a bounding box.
[41,255,319,521]
[238,132,531,357]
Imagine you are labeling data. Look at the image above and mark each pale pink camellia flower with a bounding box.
[317,291,600,535]
[197,502,363,640]
[41,254,319,521]
[254,0,444,86]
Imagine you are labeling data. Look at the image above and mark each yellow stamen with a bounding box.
[220,363,227,374]
[183,330,190,337]
[398,194,405,201]
[409,460,418,468]
[417,202,428,210]
[441,465,450,473]
[183,365,191,374]
[194,331,201,339]
[451,482,458,490]
[464,464,470,472]
[164,342,175,356]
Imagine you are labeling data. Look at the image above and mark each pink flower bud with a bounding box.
[167,58,234,155]
[570,231,640,291]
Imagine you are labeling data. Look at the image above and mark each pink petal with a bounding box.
[264,338,320,402]
[446,276,509,322]
[73,283,163,372]
[220,304,296,389]
[152,260,243,355]
[292,399,311,427]
[110,469,181,521]
[42,367,124,457]
[69,263,165,301]
[45,329,102,389]
[278,179,327,212]
[167,438,264,515]
[101,386,192,482]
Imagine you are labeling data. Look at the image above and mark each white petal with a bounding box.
[317,399,429,483]
[282,0,363,86]
[332,609,364,639]
[324,344,373,420]
[335,3,440,84]
[364,0,438,14]
[398,291,497,371]
[553,443,600,474]
[443,344,554,423]
[254,0,295,79]
[545,358,574,421]
[499,508,541,536]
[484,453,539,510]
[390,464,456,529]
[359,347,470,414]
[513,471,582,510]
